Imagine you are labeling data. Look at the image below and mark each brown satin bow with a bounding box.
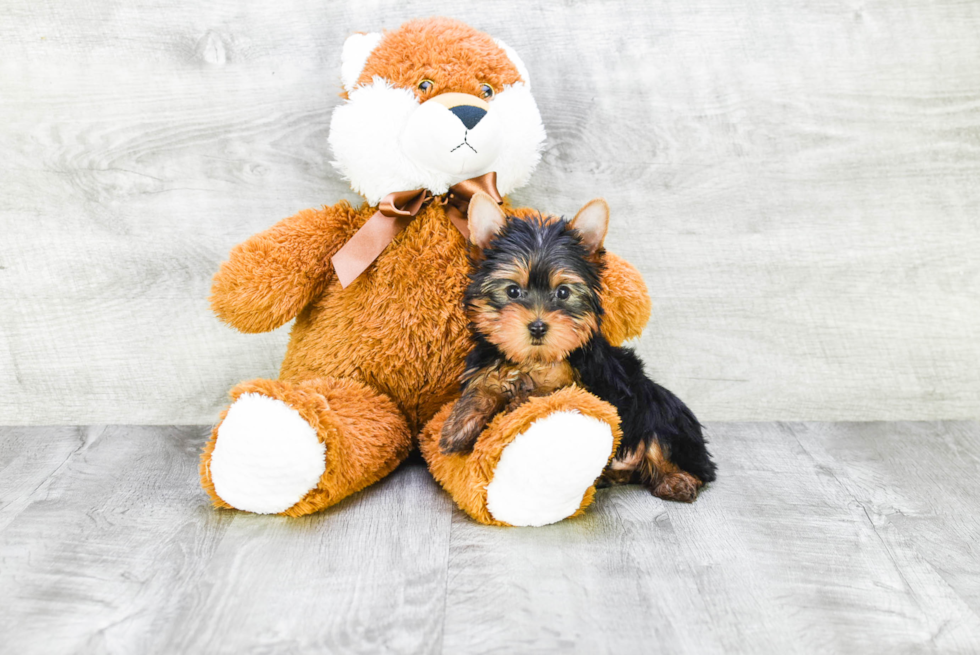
[331,172,503,288]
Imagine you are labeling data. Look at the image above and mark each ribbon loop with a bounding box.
[331,173,502,288]
[380,188,432,218]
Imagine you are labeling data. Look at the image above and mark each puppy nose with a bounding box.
[449,105,487,130]
[528,320,548,339]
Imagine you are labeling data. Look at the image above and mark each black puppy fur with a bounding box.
[451,209,716,500]
[570,336,717,486]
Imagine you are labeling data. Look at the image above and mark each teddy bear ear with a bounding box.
[569,199,610,254]
[493,38,531,88]
[341,32,383,93]
[468,192,508,250]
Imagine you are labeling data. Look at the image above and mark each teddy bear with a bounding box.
[199,17,651,527]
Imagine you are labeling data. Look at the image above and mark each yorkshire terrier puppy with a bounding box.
[440,193,717,502]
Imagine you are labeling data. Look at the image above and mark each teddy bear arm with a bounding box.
[210,204,353,333]
[600,251,652,346]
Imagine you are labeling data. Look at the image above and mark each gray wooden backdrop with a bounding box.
[1,0,978,425]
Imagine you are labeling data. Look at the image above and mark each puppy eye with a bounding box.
[418,79,434,94]
[506,284,521,299]
[479,83,494,99]
[555,286,571,301]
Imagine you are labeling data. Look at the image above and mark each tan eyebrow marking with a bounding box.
[549,269,585,289]
[490,262,530,288]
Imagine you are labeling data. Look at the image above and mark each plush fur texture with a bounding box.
[200,17,653,523]
[485,410,615,527]
[210,392,326,514]
[201,377,412,518]
[205,199,648,435]
[330,18,545,204]
[492,39,531,88]
[201,198,650,517]
[418,386,622,526]
[341,32,384,93]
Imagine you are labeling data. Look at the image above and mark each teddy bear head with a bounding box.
[328,17,547,205]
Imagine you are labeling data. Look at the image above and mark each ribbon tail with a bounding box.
[446,211,470,241]
[328,175,498,288]
[331,210,414,288]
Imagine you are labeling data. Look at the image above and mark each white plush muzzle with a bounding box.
[400,100,502,177]
[329,80,545,205]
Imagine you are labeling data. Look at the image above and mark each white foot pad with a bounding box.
[209,393,326,514]
[486,410,614,527]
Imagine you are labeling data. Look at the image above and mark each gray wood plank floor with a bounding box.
[1,422,979,654]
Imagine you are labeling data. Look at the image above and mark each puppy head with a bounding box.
[465,194,609,364]
[329,18,546,205]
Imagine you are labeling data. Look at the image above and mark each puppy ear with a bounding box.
[569,199,609,254]
[341,32,383,93]
[468,192,508,249]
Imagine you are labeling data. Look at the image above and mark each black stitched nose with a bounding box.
[449,105,487,130]
[528,320,548,339]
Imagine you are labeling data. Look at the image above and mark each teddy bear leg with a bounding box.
[201,377,411,517]
[419,386,622,527]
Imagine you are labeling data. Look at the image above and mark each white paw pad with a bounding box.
[486,410,614,527]
[209,393,326,514]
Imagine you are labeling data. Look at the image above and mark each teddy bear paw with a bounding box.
[208,393,326,514]
[485,410,614,527]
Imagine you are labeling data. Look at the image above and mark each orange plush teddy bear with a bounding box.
[200,17,651,526]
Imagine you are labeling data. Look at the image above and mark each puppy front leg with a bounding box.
[440,385,507,454]
[501,371,535,414]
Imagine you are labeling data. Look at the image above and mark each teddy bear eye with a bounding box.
[418,79,434,93]
[555,286,571,301]
[479,83,494,99]
[506,284,521,299]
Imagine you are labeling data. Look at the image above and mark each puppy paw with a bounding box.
[439,415,486,454]
[649,471,703,503]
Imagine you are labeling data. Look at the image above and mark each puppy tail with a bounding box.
[644,381,717,484]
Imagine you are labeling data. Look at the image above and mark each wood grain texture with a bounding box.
[444,421,980,653]
[0,426,452,655]
[1,0,978,423]
[2,422,980,653]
